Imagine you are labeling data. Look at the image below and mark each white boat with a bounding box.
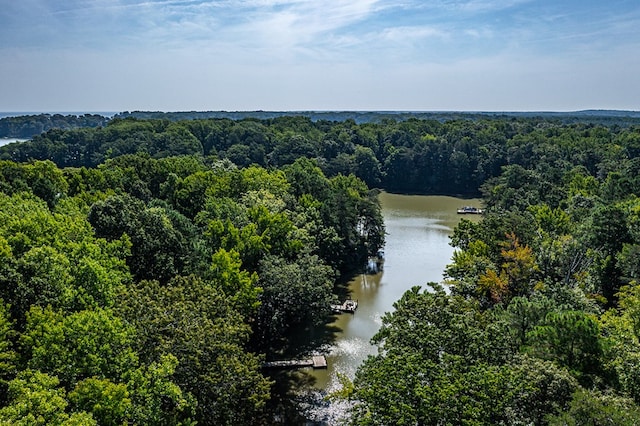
[457,206,483,214]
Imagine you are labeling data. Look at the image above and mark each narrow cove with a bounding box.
[300,192,482,422]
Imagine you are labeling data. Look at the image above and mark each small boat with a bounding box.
[457,206,483,214]
[331,299,358,313]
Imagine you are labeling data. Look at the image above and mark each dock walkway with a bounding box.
[263,355,327,370]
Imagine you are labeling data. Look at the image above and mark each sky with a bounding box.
[1,0,639,112]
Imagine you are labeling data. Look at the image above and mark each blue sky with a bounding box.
[1,0,639,111]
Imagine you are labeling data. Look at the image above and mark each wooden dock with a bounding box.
[331,299,358,313]
[263,355,327,370]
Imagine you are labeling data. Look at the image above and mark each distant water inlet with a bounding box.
[0,138,28,147]
[303,192,482,422]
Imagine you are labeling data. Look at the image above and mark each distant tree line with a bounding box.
[2,115,640,196]
[115,109,640,125]
[0,114,109,138]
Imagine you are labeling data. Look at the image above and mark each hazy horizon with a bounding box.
[1,108,639,118]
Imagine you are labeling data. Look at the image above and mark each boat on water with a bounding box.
[331,299,358,313]
[457,206,484,214]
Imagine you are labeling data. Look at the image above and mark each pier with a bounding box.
[263,355,327,370]
[331,299,358,313]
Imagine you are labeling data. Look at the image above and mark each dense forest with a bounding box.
[339,127,640,423]
[0,148,383,423]
[2,112,640,424]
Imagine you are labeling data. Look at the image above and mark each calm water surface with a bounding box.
[310,192,482,392]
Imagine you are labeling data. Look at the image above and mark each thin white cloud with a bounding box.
[401,0,532,14]
[453,0,532,13]
[379,26,447,42]
[234,0,385,41]
[463,27,493,39]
